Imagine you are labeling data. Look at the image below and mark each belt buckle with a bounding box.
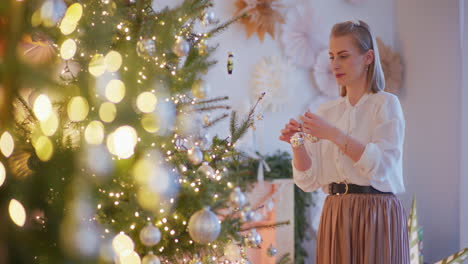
[334,181,349,196]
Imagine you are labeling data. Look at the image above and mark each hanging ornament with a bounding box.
[227,52,234,74]
[187,146,203,165]
[203,115,211,127]
[137,38,157,59]
[244,229,262,248]
[188,207,221,244]
[240,207,255,222]
[224,243,242,262]
[191,80,210,99]
[58,60,81,83]
[229,187,246,209]
[202,10,217,26]
[139,223,162,247]
[266,244,277,257]
[197,161,214,178]
[142,251,161,264]
[172,37,190,57]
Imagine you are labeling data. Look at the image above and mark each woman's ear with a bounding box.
[365,49,375,66]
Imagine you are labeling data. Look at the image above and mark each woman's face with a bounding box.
[328,34,371,87]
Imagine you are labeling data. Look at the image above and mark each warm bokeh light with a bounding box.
[0,131,15,158]
[137,187,159,211]
[33,94,53,121]
[105,51,122,72]
[59,18,77,35]
[119,251,141,264]
[0,161,6,187]
[9,199,26,227]
[136,92,157,113]
[106,126,137,159]
[89,54,106,77]
[60,39,77,60]
[40,112,59,136]
[112,233,134,257]
[35,136,54,161]
[85,121,105,145]
[141,114,159,133]
[64,3,83,23]
[99,102,117,123]
[105,80,126,103]
[67,96,89,122]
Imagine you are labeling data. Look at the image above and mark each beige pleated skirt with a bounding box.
[316,193,410,264]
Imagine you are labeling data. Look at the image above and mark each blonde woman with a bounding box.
[279,20,410,263]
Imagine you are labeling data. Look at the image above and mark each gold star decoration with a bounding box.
[234,0,285,42]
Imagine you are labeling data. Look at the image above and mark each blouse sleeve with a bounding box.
[291,105,328,192]
[292,139,322,192]
[353,95,406,193]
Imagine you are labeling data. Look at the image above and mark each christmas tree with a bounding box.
[0,0,288,263]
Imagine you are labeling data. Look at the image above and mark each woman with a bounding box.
[279,20,410,263]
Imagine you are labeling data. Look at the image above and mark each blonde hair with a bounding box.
[330,20,385,97]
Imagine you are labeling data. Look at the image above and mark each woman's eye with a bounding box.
[340,55,348,59]
[329,57,334,60]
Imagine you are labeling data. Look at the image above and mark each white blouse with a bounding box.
[292,91,406,194]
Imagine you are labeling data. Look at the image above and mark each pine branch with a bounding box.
[206,13,247,39]
[203,113,229,128]
[240,220,290,232]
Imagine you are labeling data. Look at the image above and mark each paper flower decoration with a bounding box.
[280,3,326,69]
[313,49,339,98]
[251,56,293,112]
[234,0,285,42]
[376,37,403,95]
[19,34,56,65]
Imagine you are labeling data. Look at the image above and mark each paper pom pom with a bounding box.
[251,56,295,112]
[376,37,403,95]
[280,3,326,69]
[313,49,339,98]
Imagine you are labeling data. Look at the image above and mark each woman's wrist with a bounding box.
[331,127,346,146]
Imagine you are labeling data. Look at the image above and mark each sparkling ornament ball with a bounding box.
[187,146,203,165]
[188,207,221,244]
[267,244,278,257]
[203,11,217,25]
[240,207,255,222]
[197,162,214,178]
[137,38,157,58]
[224,243,242,261]
[139,223,162,247]
[191,80,210,99]
[142,252,161,264]
[229,187,246,209]
[173,38,190,57]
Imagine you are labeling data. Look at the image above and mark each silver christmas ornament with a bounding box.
[202,11,217,25]
[142,252,161,264]
[244,229,262,248]
[173,38,190,57]
[137,38,157,58]
[187,146,203,165]
[197,162,214,178]
[266,244,278,257]
[229,187,246,209]
[139,223,162,247]
[240,206,255,222]
[188,207,221,244]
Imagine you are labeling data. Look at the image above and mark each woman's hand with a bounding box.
[279,118,301,144]
[299,112,338,141]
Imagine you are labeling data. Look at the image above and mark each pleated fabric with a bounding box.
[316,193,410,264]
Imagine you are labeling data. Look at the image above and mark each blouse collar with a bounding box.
[344,92,371,108]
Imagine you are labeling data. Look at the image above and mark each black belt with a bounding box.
[329,182,393,195]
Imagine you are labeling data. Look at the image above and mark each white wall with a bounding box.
[460,0,468,249]
[206,0,464,263]
[395,0,463,262]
